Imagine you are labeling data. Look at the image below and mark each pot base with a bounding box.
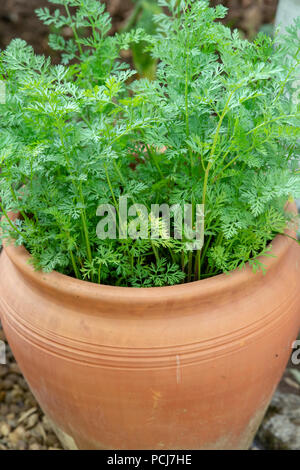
[47,404,268,450]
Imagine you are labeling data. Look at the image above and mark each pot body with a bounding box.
[0,230,300,449]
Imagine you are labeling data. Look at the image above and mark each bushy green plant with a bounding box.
[0,0,299,287]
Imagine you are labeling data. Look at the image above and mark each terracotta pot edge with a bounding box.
[1,204,299,305]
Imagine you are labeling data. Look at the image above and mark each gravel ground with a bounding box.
[0,324,63,450]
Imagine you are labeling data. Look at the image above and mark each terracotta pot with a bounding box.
[0,210,300,450]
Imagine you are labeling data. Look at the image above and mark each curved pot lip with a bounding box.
[1,204,298,305]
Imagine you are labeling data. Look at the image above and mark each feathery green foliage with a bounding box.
[0,0,299,287]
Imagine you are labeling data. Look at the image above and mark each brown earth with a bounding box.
[0,0,279,57]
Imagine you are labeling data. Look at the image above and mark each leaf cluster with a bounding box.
[0,0,299,287]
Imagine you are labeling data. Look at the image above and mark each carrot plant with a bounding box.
[0,0,299,287]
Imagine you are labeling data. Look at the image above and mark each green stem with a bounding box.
[104,163,119,213]
[184,31,194,175]
[69,250,81,279]
[195,249,201,281]
[113,160,127,188]
[9,186,31,226]
[56,120,92,264]
[151,242,160,262]
[215,153,240,180]
[65,4,84,56]
[0,202,24,239]
[187,251,193,282]
[181,252,185,273]
[78,183,92,264]
[197,89,237,276]
[200,233,212,268]
[98,262,102,284]
[247,114,300,135]
[146,145,164,180]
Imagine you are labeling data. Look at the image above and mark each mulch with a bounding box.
[0,324,63,450]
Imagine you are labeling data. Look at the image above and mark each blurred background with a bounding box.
[0,1,279,55]
[0,0,280,79]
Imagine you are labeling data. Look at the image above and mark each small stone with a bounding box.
[284,377,300,390]
[0,422,10,437]
[7,415,17,429]
[16,440,27,450]
[46,433,60,447]
[258,391,300,450]
[4,391,12,404]
[6,373,19,384]
[8,425,26,445]
[9,404,21,414]
[9,363,21,375]
[0,366,8,378]
[42,415,52,433]
[29,443,41,450]
[2,379,14,390]
[29,425,44,445]
[0,403,8,415]
[24,396,37,408]
[26,413,39,430]
[18,407,37,425]
[289,369,300,385]
[17,377,28,391]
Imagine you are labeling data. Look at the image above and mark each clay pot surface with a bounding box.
[0,208,300,450]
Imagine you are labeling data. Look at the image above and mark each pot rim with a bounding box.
[1,205,298,305]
